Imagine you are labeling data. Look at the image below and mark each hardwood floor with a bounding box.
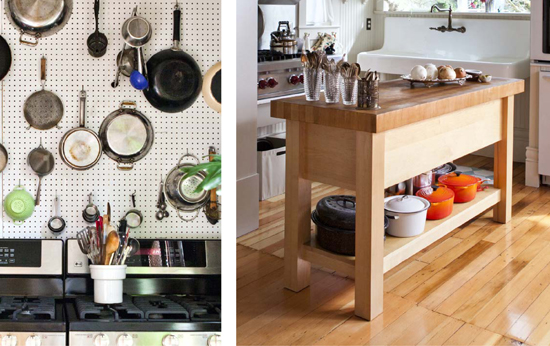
[237,155,550,345]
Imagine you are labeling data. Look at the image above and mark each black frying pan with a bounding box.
[0,35,12,81]
[143,3,202,113]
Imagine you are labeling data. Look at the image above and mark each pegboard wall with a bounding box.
[0,0,221,239]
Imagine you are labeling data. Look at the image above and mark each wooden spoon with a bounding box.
[103,231,120,265]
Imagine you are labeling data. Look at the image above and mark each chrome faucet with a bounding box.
[429,5,466,33]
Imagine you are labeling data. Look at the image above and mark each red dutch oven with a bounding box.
[438,171,484,203]
[416,185,455,220]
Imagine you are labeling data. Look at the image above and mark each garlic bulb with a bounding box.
[411,65,427,80]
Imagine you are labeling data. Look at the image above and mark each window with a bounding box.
[383,0,530,13]
[306,0,335,26]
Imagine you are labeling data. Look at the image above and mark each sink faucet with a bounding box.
[429,5,466,33]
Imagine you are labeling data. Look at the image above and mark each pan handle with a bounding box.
[19,31,39,47]
[117,162,134,171]
[35,176,42,206]
[121,101,137,110]
[176,209,200,222]
[79,87,87,127]
[173,2,181,45]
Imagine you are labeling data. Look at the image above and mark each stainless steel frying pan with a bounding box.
[59,87,102,170]
[5,0,74,46]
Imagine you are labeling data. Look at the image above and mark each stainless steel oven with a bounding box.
[532,0,550,62]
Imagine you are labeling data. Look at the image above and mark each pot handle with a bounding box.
[387,215,399,220]
[178,153,201,166]
[177,209,200,222]
[13,220,24,226]
[120,101,137,110]
[117,162,134,171]
[19,31,39,47]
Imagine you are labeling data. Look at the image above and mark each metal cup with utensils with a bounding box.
[48,194,66,234]
[83,192,100,223]
[27,139,54,206]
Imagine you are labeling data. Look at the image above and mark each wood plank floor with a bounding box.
[237,155,550,346]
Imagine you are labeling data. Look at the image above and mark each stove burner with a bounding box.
[133,296,189,321]
[0,297,55,321]
[258,50,302,63]
[75,296,144,322]
[170,295,221,322]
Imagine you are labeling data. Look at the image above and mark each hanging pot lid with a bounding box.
[438,171,478,187]
[384,195,430,214]
[416,185,455,203]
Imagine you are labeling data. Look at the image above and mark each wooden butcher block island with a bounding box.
[271,78,525,321]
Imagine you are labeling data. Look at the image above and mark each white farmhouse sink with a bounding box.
[358,17,530,79]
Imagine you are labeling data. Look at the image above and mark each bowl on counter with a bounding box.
[416,185,455,220]
[384,195,430,238]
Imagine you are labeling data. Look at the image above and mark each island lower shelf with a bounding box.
[301,187,501,277]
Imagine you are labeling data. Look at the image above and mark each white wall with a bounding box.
[237,0,260,237]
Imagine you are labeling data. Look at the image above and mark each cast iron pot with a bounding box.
[316,195,356,230]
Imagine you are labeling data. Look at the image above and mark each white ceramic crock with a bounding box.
[384,195,430,238]
[89,265,127,304]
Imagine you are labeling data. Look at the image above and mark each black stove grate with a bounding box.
[170,295,221,322]
[75,296,144,321]
[0,297,55,321]
[258,50,302,63]
[133,296,189,321]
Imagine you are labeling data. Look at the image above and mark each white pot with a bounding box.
[384,195,430,238]
[89,265,127,304]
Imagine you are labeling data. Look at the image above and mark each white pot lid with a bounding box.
[385,195,430,213]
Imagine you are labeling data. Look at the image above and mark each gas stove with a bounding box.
[66,239,221,346]
[0,239,66,346]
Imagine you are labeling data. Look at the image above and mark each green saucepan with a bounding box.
[4,184,35,225]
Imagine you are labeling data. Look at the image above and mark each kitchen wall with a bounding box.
[0,0,221,239]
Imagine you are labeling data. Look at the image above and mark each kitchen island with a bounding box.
[271,78,524,321]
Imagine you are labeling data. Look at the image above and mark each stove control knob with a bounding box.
[299,74,304,84]
[116,334,133,346]
[207,334,221,346]
[26,335,41,346]
[162,334,180,346]
[258,79,268,90]
[267,78,278,88]
[289,75,299,85]
[1,335,16,346]
[94,334,110,346]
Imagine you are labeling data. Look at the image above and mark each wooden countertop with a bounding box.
[271,78,524,133]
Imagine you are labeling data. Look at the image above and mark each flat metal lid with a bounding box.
[106,114,147,156]
[10,0,65,29]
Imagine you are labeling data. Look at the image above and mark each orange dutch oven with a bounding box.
[416,185,455,220]
[438,171,484,203]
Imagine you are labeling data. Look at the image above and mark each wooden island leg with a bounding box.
[355,131,386,321]
[494,96,514,224]
[284,120,312,292]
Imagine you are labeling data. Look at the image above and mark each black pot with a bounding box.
[312,211,389,256]
[316,195,356,230]
[433,162,457,181]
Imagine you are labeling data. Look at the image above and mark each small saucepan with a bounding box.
[416,185,455,220]
[438,171,486,203]
[384,195,430,238]
[125,192,143,228]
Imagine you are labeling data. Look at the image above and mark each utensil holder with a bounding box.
[357,79,380,110]
[323,71,340,104]
[304,68,323,102]
[340,77,358,106]
[89,265,127,304]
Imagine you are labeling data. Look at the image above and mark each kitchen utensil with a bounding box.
[121,238,140,265]
[438,171,483,203]
[113,219,128,265]
[59,87,102,170]
[117,47,137,77]
[143,2,202,113]
[76,228,91,256]
[416,185,455,220]
[47,194,66,233]
[0,35,12,81]
[270,21,296,54]
[384,195,430,238]
[125,192,143,228]
[99,101,154,170]
[24,56,63,130]
[340,76,358,106]
[303,67,323,101]
[164,153,210,221]
[89,264,127,304]
[385,182,407,197]
[5,0,73,46]
[4,183,35,225]
[27,140,54,206]
[413,171,433,194]
[401,74,471,88]
[155,176,169,220]
[87,0,108,57]
[316,195,356,230]
[0,144,8,173]
[83,192,100,223]
[103,230,120,265]
[465,69,482,81]
[121,7,151,89]
[432,162,457,181]
[203,62,221,113]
